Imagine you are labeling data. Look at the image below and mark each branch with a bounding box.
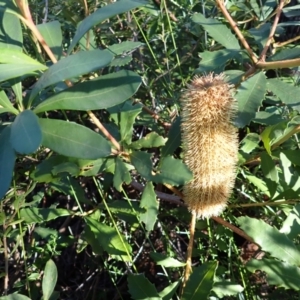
[216,0,258,64]
[259,0,285,62]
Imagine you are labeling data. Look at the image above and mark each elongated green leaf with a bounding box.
[130,151,153,181]
[0,126,16,200]
[34,70,141,113]
[0,64,46,82]
[235,72,267,128]
[113,156,131,191]
[248,23,271,51]
[281,150,300,166]
[0,90,18,114]
[0,295,31,300]
[131,132,166,149]
[192,13,240,49]
[0,48,44,65]
[30,49,113,103]
[240,133,260,154]
[159,281,180,300]
[247,258,300,290]
[237,216,300,265]
[212,279,244,298]
[20,208,70,223]
[10,110,42,154]
[260,152,278,197]
[39,118,111,159]
[85,216,132,261]
[268,47,300,61]
[37,21,63,60]
[161,117,181,157]
[243,169,270,196]
[108,41,144,55]
[197,49,240,73]
[140,182,158,232]
[267,78,300,106]
[128,274,160,300]
[182,261,217,300]
[0,10,22,50]
[150,252,185,267]
[154,156,193,186]
[280,204,300,240]
[67,0,149,54]
[42,259,58,300]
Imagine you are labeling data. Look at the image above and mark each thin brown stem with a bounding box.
[230,199,300,208]
[212,216,256,244]
[180,211,196,296]
[216,0,258,64]
[259,0,285,62]
[3,225,9,294]
[274,35,300,48]
[88,110,121,151]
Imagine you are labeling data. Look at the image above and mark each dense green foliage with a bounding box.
[1,0,300,299]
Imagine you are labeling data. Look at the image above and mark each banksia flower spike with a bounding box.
[181,73,238,219]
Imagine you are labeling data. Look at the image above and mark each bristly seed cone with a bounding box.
[181,73,238,219]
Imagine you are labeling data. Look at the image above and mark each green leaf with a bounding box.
[39,118,111,159]
[37,21,63,60]
[0,90,18,114]
[243,169,270,196]
[0,48,45,65]
[130,151,153,181]
[268,47,300,61]
[240,133,260,154]
[35,227,58,239]
[113,156,132,192]
[248,23,271,51]
[131,132,166,149]
[42,259,58,300]
[85,216,132,261]
[196,49,241,73]
[150,252,185,267]
[10,110,42,154]
[254,107,284,125]
[34,70,141,113]
[140,182,159,232]
[67,0,149,54]
[20,208,70,223]
[105,200,143,224]
[237,216,300,265]
[0,10,22,50]
[212,279,244,298]
[109,101,142,144]
[30,155,69,183]
[247,258,300,290]
[235,72,267,128]
[127,274,160,300]
[267,78,300,106]
[260,152,278,197]
[158,281,180,300]
[182,261,217,300]
[154,156,193,186]
[281,150,300,166]
[30,49,113,104]
[108,41,144,55]
[0,126,16,200]
[0,295,31,300]
[280,204,300,240]
[51,162,80,176]
[192,13,240,49]
[0,64,46,82]
[161,117,181,157]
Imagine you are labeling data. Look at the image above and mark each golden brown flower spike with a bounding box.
[181,73,238,218]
